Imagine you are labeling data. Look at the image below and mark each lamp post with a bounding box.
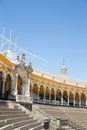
[25,62,33,97]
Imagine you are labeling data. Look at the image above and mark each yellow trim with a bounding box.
[32,73,87,92]
[0,53,15,66]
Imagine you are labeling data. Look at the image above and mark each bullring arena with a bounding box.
[0,33,87,130]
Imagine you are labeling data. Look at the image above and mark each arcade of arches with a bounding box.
[0,68,87,107]
[31,74,87,107]
[0,52,87,108]
[0,71,22,99]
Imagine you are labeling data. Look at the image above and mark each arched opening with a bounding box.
[39,85,44,99]
[0,71,3,98]
[75,92,79,106]
[69,92,73,106]
[17,75,22,95]
[81,93,86,106]
[51,88,55,100]
[56,89,61,105]
[5,74,11,99]
[63,90,68,105]
[32,83,38,99]
[46,87,50,100]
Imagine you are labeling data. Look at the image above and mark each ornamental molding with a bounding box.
[15,65,27,82]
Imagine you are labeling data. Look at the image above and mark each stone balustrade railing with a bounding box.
[33,68,87,88]
[16,94,33,103]
[32,104,60,130]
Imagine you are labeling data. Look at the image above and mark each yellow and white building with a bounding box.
[0,33,87,107]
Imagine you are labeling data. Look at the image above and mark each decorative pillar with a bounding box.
[79,94,81,107]
[61,91,63,105]
[54,90,56,101]
[38,88,40,99]
[68,92,69,106]
[25,78,31,97]
[49,90,51,101]
[2,78,6,95]
[11,73,18,96]
[73,94,75,106]
[14,73,18,95]
[44,88,46,100]
[25,63,33,97]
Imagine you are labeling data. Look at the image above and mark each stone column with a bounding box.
[2,78,6,95]
[49,90,51,101]
[54,90,56,101]
[79,94,81,107]
[61,92,63,105]
[14,73,18,95]
[68,92,69,106]
[11,73,18,96]
[25,78,31,97]
[44,88,46,100]
[73,94,75,106]
[38,88,40,99]
[25,62,33,97]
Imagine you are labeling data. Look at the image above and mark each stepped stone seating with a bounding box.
[0,101,44,130]
[35,104,87,130]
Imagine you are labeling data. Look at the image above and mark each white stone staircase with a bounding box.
[34,104,87,130]
[0,100,44,130]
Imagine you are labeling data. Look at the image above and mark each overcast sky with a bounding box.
[0,0,87,80]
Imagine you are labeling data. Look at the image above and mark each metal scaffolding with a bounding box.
[0,29,48,69]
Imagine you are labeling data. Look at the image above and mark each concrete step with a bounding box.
[13,122,42,130]
[29,124,44,130]
[0,111,25,115]
[0,108,20,111]
[61,125,75,130]
[12,119,38,129]
[0,124,12,130]
[0,113,29,120]
[6,116,33,124]
[0,116,33,127]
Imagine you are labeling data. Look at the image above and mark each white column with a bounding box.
[2,78,6,94]
[73,94,75,106]
[44,88,46,100]
[54,90,56,101]
[61,92,63,105]
[15,73,18,95]
[26,78,31,97]
[11,73,18,95]
[49,90,51,101]
[38,88,40,99]
[68,92,69,106]
[79,94,81,107]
